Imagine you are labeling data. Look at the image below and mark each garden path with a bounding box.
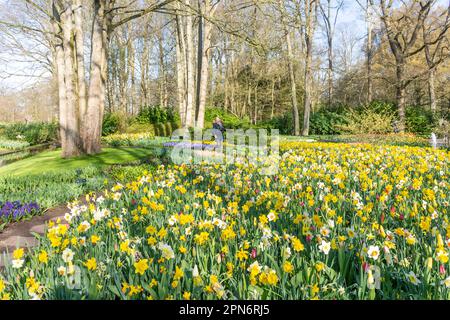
[0,196,86,269]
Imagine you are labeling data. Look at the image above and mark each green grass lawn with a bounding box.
[0,147,157,177]
[280,135,317,142]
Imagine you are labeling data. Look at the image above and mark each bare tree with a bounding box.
[195,0,219,129]
[297,0,318,136]
[319,0,343,107]
[277,0,300,135]
[356,0,377,105]
[378,0,441,132]
[422,4,450,114]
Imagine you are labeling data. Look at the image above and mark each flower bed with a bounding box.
[0,138,30,151]
[0,201,40,228]
[162,140,219,150]
[102,133,157,147]
[0,142,449,300]
[316,133,430,147]
[0,167,106,231]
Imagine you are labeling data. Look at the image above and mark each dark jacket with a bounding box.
[213,121,225,133]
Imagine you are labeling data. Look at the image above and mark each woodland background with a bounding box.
[0,0,449,157]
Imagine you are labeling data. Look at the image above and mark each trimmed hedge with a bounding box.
[205,108,253,129]
[125,121,180,137]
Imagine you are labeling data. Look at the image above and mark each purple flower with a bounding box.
[163,141,220,151]
[0,200,40,221]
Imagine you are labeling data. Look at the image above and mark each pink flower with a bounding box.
[440,265,446,275]
[251,248,257,259]
[362,262,370,272]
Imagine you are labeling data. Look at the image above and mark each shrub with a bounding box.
[136,106,177,124]
[310,109,346,135]
[405,105,437,136]
[126,123,156,135]
[126,121,180,137]
[335,106,395,134]
[102,112,127,136]
[260,113,294,135]
[154,123,167,136]
[205,108,252,129]
[3,122,58,145]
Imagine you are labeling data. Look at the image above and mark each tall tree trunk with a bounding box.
[158,27,167,108]
[246,84,252,119]
[128,38,135,114]
[302,26,314,136]
[99,0,110,140]
[271,78,275,120]
[367,20,373,105]
[327,36,333,107]
[141,36,149,108]
[184,0,195,128]
[285,29,300,135]
[367,27,373,105]
[52,10,68,154]
[83,0,105,154]
[326,0,333,107]
[196,0,213,129]
[195,2,204,121]
[61,2,81,157]
[279,0,299,134]
[428,68,437,114]
[366,0,374,105]
[396,63,406,133]
[302,48,313,135]
[175,13,187,126]
[118,37,127,113]
[254,85,258,125]
[73,0,87,120]
[302,0,317,136]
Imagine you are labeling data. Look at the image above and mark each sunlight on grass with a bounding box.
[0,147,156,177]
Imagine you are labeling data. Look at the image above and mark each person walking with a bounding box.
[213,117,225,144]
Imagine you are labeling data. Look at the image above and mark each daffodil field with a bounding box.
[0,142,449,300]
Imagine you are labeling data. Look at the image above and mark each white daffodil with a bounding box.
[319,240,331,255]
[367,245,380,261]
[407,271,421,286]
[12,259,24,269]
[62,248,74,263]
